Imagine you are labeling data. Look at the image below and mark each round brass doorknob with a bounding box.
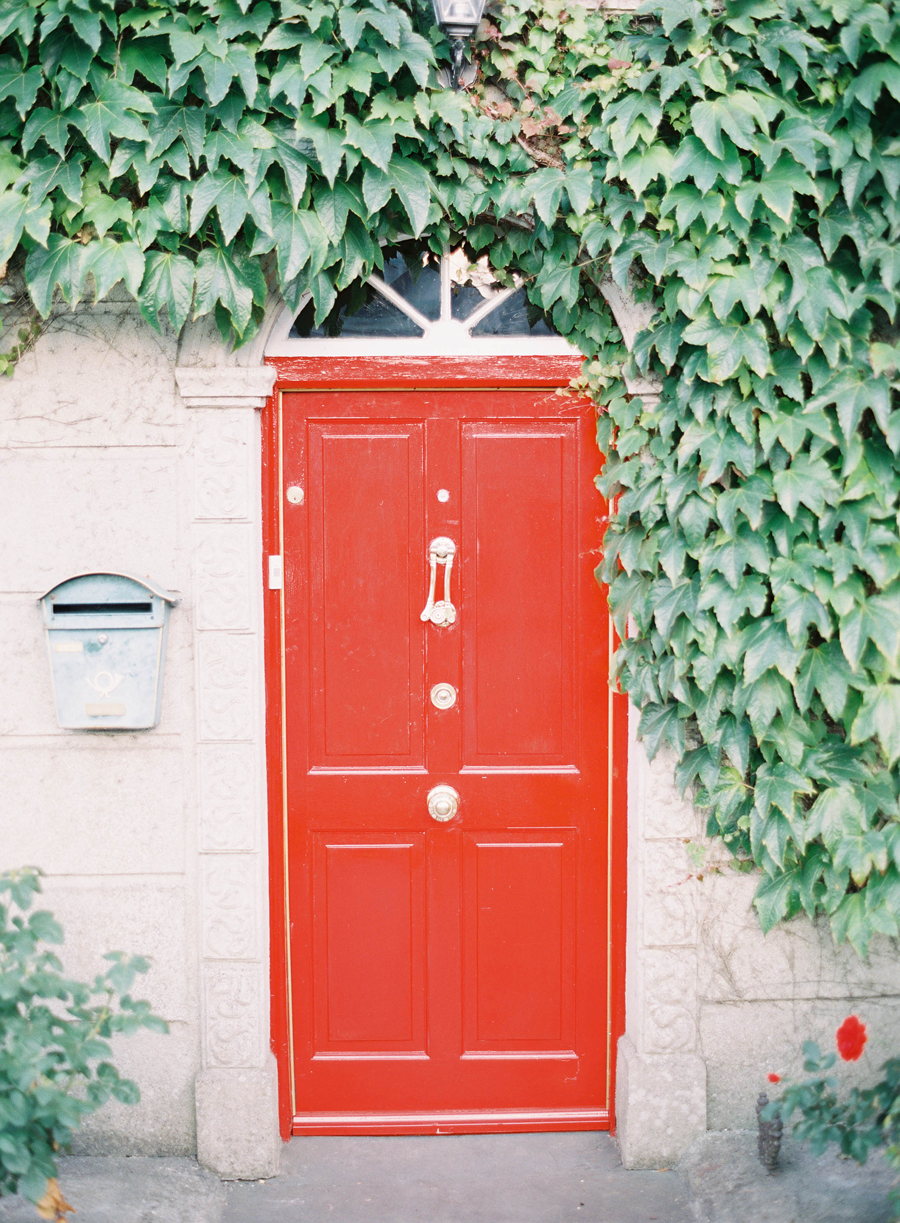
[427,784,459,822]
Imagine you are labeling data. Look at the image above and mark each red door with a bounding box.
[279,386,614,1133]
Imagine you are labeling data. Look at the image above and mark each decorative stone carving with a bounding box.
[194,524,253,631]
[640,745,701,841]
[199,745,259,853]
[619,710,705,1167]
[195,1061,280,1180]
[599,275,656,351]
[201,962,267,1069]
[192,410,251,521]
[201,856,260,961]
[640,950,700,1054]
[641,841,699,948]
[197,634,254,742]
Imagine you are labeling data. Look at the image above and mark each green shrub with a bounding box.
[0,867,167,1210]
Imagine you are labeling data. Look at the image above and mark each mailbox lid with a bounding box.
[41,572,177,629]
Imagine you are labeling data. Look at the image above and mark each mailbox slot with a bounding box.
[40,572,177,730]
[53,602,154,614]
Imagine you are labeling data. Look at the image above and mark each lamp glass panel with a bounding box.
[432,0,485,32]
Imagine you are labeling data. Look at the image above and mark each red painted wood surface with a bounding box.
[262,357,628,1138]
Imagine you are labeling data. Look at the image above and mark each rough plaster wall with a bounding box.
[0,297,197,1155]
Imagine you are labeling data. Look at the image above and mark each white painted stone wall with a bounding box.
[3,291,899,1176]
[1,295,196,1156]
[0,292,278,1175]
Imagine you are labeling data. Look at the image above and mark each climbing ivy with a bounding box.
[0,0,898,955]
[0,0,627,355]
[589,0,900,959]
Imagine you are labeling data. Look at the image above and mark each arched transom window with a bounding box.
[266,247,577,357]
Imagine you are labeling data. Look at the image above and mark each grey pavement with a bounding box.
[682,1130,897,1223]
[223,1132,688,1223]
[0,1156,225,1223]
[0,1130,895,1222]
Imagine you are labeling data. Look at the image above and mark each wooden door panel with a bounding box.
[461,424,576,768]
[311,833,427,1054]
[307,422,425,769]
[462,832,577,1051]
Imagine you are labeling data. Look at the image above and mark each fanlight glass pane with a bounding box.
[450,282,491,320]
[290,283,424,339]
[470,289,557,337]
[381,253,441,321]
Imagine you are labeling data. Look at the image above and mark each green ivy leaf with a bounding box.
[754,867,799,933]
[754,762,813,821]
[193,245,255,335]
[24,234,90,315]
[343,114,395,173]
[268,204,329,282]
[386,156,432,237]
[84,239,145,300]
[851,685,900,765]
[0,60,43,119]
[295,115,345,187]
[537,261,580,309]
[772,453,840,520]
[77,80,154,163]
[742,620,804,684]
[0,190,51,262]
[139,249,196,332]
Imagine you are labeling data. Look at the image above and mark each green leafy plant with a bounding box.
[0,0,898,954]
[0,867,167,1216]
[768,1016,900,1216]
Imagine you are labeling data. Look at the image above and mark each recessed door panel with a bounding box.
[307,423,424,768]
[312,834,427,1052]
[282,389,611,1130]
[463,833,576,1051]
[461,425,576,768]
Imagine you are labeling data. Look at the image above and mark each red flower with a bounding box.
[767,1073,781,1083]
[836,1015,867,1062]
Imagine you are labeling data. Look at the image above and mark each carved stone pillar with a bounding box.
[616,701,707,1168]
[176,365,280,1179]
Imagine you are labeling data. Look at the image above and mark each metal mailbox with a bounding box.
[40,572,177,730]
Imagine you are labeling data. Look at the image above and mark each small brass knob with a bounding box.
[427,784,459,822]
[430,683,457,709]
